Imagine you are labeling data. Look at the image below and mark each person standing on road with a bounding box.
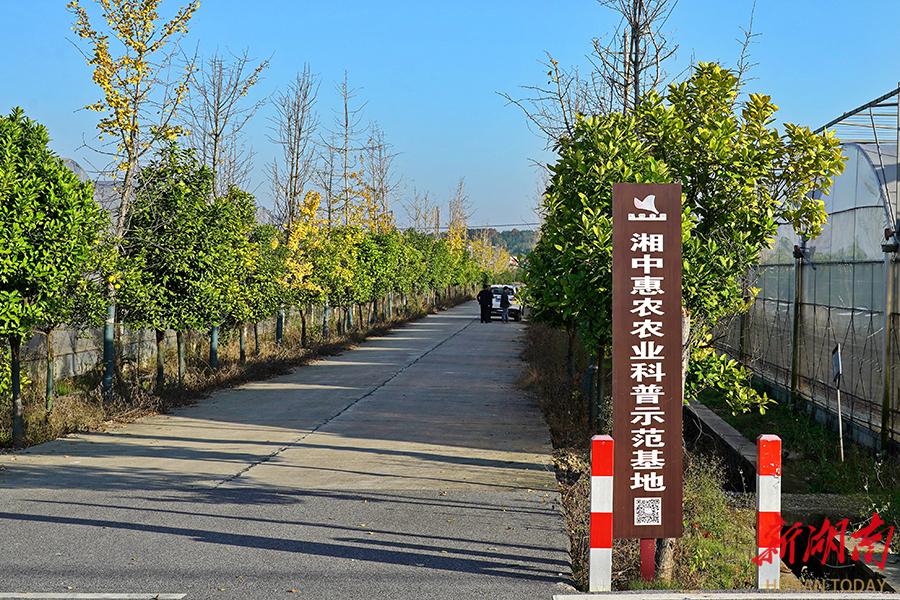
[476,284,493,323]
[500,286,511,323]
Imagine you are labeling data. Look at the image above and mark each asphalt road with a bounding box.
[0,302,572,600]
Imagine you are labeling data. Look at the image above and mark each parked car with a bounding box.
[490,284,522,321]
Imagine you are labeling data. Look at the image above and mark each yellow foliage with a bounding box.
[469,233,512,274]
[68,0,199,170]
[285,191,324,299]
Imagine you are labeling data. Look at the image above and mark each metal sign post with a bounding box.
[612,183,684,580]
[832,343,845,462]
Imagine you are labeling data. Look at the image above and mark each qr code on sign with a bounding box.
[634,497,662,526]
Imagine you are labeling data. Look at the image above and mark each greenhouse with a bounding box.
[718,86,900,450]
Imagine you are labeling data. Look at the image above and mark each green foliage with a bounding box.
[407,231,451,292]
[395,231,426,295]
[525,111,669,348]
[0,107,106,339]
[231,224,289,325]
[118,144,254,333]
[677,453,756,589]
[315,226,363,308]
[360,231,404,303]
[205,186,256,327]
[636,63,845,327]
[685,344,773,414]
[525,63,846,413]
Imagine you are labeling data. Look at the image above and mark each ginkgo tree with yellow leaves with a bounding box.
[285,191,330,344]
[68,0,200,393]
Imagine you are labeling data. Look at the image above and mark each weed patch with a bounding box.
[523,322,762,591]
[700,388,900,546]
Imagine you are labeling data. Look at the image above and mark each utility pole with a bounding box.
[880,84,900,451]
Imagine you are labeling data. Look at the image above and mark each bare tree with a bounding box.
[592,0,678,113]
[361,123,400,230]
[735,0,759,90]
[315,137,341,227]
[69,0,200,394]
[322,72,366,225]
[183,49,269,197]
[499,53,596,147]
[501,0,678,148]
[446,178,472,251]
[403,188,437,231]
[270,65,319,230]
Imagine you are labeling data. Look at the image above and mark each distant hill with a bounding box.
[468,228,537,257]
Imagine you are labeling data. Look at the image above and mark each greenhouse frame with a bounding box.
[717,85,900,451]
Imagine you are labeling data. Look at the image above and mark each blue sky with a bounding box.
[1,1,898,228]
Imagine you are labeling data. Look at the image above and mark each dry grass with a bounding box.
[520,322,591,449]
[521,321,760,591]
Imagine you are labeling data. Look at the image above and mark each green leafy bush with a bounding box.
[686,344,773,414]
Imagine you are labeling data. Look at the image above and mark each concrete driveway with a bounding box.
[0,302,571,599]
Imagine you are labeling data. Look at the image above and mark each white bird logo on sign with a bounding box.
[634,194,658,214]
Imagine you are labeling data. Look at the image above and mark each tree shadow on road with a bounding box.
[0,510,565,583]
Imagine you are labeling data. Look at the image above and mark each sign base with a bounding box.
[640,538,656,581]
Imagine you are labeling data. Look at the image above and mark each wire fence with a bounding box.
[715,258,900,450]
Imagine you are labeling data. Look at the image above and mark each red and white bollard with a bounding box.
[756,434,782,590]
[589,435,614,592]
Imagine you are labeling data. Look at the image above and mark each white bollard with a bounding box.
[756,434,782,590]
[589,434,614,592]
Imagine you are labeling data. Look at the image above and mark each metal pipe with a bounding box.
[816,86,900,133]
[881,84,900,451]
[836,383,845,462]
[881,255,894,451]
[790,240,805,402]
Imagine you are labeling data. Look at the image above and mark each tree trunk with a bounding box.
[276,307,285,345]
[10,335,24,448]
[176,330,186,385]
[239,324,247,364]
[323,304,331,339]
[254,322,260,355]
[300,309,308,347]
[210,326,219,370]
[656,310,691,582]
[155,329,165,390]
[45,329,55,413]
[102,300,115,396]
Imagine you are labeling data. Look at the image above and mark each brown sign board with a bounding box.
[611,183,683,539]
